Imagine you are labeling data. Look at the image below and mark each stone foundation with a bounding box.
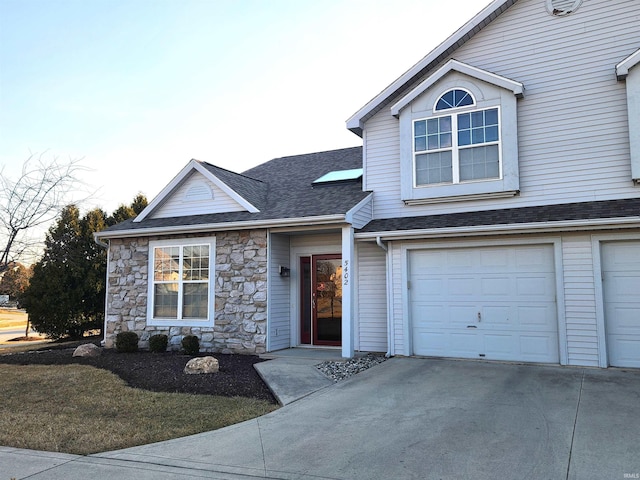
[104,230,267,354]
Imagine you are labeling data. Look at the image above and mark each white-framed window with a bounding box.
[413,89,501,187]
[147,237,216,327]
[396,66,521,204]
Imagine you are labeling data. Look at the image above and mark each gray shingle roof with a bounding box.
[104,147,369,233]
[357,198,640,233]
[197,162,268,211]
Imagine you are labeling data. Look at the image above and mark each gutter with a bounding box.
[356,216,640,241]
[94,234,109,248]
[375,236,394,358]
[95,214,348,241]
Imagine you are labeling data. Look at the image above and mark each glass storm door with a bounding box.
[300,255,342,346]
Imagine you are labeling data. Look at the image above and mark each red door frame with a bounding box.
[308,253,342,347]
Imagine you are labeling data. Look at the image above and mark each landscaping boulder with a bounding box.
[72,344,102,357]
[184,356,219,374]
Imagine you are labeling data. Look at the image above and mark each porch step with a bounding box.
[259,347,345,362]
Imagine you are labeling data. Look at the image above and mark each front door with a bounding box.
[300,255,342,346]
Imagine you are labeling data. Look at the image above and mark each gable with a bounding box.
[134,159,261,223]
[150,170,246,219]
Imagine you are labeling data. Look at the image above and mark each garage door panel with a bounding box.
[602,241,640,368]
[413,331,480,357]
[605,307,639,334]
[518,305,557,329]
[449,306,480,326]
[604,273,640,297]
[481,277,510,295]
[410,245,559,363]
[604,243,640,269]
[481,306,511,325]
[518,335,560,362]
[483,333,514,355]
[515,247,554,269]
[450,332,481,357]
[479,250,510,268]
[607,337,640,368]
[412,304,447,328]
[447,277,476,296]
[516,275,554,297]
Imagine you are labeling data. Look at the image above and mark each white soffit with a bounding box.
[390,59,525,117]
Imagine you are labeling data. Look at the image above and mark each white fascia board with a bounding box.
[95,214,347,240]
[616,48,640,80]
[355,217,640,241]
[390,60,524,117]
[192,162,260,213]
[134,159,200,222]
[346,0,511,133]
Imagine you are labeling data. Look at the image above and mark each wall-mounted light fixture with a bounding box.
[279,266,290,277]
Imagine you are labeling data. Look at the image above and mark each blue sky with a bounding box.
[1,0,488,214]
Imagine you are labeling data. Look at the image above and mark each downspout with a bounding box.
[94,234,109,346]
[376,236,393,358]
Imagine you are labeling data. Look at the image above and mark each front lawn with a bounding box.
[0,345,278,455]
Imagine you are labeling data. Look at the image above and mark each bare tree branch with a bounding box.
[0,153,90,272]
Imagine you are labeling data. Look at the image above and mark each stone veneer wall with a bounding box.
[104,230,268,354]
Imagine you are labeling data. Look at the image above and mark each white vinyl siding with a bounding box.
[348,195,374,229]
[356,242,387,352]
[152,171,245,219]
[268,233,291,351]
[562,236,599,367]
[362,0,639,220]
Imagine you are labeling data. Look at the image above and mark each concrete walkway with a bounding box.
[255,348,343,405]
[2,358,640,479]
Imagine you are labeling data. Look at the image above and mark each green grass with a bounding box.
[0,364,277,455]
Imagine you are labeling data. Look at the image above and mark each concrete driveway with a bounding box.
[3,357,640,479]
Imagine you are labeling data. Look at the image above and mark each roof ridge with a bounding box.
[265,145,362,162]
[195,160,266,184]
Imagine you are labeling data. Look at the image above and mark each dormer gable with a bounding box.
[390,59,524,117]
[134,159,263,222]
[393,60,523,205]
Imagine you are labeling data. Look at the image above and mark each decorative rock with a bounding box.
[184,356,219,374]
[316,353,387,382]
[72,343,102,357]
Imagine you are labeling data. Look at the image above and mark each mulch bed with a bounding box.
[0,340,276,404]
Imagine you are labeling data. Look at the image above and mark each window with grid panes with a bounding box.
[414,89,500,186]
[148,237,215,326]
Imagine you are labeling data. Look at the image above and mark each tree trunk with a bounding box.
[25,315,30,339]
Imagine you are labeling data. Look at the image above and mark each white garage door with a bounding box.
[602,241,640,368]
[409,245,559,363]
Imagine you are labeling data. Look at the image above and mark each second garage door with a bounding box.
[602,241,640,368]
[409,244,559,363]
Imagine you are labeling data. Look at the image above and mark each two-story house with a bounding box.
[96,0,640,368]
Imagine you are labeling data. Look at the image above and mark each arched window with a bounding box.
[435,89,474,111]
[414,88,499,186]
